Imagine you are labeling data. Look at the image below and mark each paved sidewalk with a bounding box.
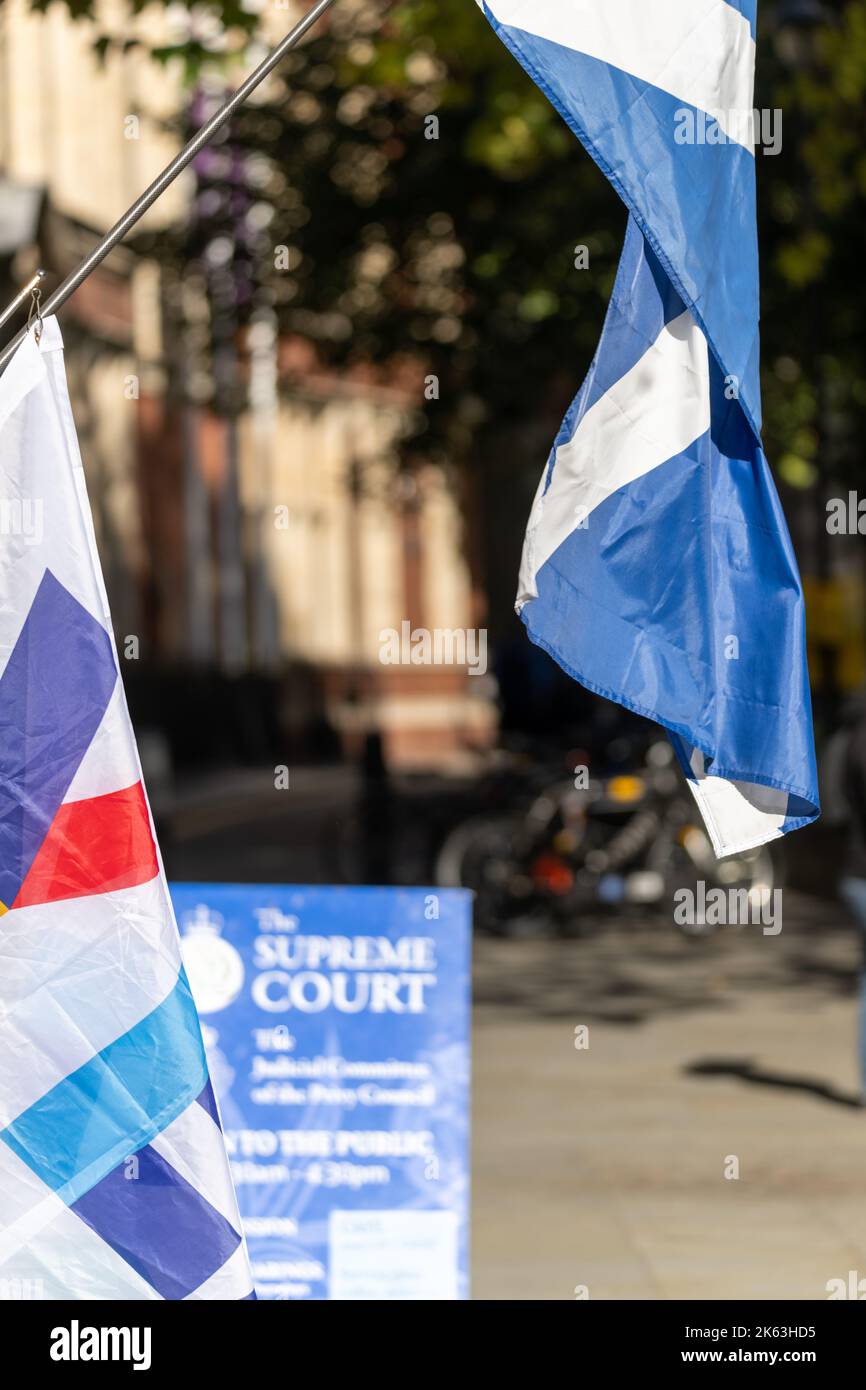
[471,896,866,1300]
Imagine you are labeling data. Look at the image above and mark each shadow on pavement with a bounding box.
[685,1056,863,1110]
[473,898,860,1027]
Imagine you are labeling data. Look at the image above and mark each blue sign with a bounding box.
[170,883,471,1300]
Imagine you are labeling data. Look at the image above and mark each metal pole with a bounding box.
[0,268,45,334]
[0,0,337,371]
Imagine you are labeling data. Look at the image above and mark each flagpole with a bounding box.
[0,0,338,372]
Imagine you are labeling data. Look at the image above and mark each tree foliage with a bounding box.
[10,0,866,496]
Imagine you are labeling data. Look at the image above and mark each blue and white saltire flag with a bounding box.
[482,0,819,855]
[0,318,255,1299]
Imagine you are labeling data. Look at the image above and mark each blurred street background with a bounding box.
[2,0,866,1298]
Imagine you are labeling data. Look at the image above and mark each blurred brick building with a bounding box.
[0,0,494,774]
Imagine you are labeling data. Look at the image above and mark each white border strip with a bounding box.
[517,309,710,608]
[484,0,756,151]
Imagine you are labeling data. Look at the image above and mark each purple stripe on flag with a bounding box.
[0,569,116,909]
[71,1142,242,1300]
[195,1079,222,1127]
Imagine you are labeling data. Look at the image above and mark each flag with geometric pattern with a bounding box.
[0,316,254,1299]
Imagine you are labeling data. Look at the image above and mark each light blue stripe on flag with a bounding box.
[0,970,207,1205]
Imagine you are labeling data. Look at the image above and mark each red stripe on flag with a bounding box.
[13,782,159,909]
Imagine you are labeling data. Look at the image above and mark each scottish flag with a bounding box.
[0,318,254,1299]
[482,0,819,855]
